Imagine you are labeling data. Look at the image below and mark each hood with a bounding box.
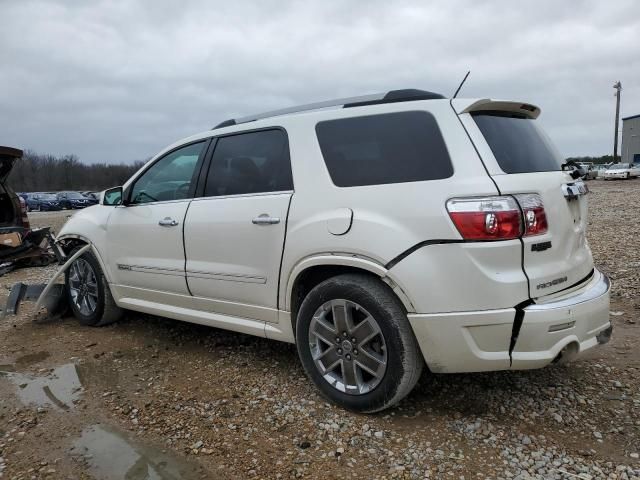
[0,146,22,184]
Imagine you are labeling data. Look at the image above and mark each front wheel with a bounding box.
[65,246,123,326]
[295,273,424,413]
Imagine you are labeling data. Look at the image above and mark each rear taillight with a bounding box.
[514,194,548,237]
[446,194,548,240]
[446,196,522,240]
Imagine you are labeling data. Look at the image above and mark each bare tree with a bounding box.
[7,150,144,192]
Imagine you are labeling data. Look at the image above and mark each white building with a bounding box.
[622,114,640,164]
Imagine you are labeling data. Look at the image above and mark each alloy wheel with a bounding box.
[308,299,387,395]
[68,258,99,316]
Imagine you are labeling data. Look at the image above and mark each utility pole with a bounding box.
[613,81,622,163]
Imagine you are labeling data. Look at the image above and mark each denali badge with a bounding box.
[117,264,131,270]
[536,276,568,290]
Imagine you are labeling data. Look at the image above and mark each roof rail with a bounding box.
[212,88,445,129]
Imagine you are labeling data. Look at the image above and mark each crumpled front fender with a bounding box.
[56,205,114,282]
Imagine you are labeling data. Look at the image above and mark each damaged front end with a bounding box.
[1,239,86,321]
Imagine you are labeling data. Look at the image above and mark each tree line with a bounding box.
[5,150,621,194]
[7,150,144,193]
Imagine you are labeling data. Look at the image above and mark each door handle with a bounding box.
[158,217,179,227]
[252,214,280,225]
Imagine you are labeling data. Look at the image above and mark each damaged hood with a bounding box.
[0,146,22,184]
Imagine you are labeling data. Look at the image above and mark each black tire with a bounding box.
[65,246,123,327]
[295,273,424,413]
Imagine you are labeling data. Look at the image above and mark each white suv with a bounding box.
[57,89,612,412]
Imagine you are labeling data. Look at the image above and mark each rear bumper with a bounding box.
[408,269,611,373]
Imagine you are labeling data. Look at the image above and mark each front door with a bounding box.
[184,128,293,322]
[106,140,208,295]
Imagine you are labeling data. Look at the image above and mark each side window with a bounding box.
[315,111,453,187]
[130,142,205,204]
[204,129,292,197]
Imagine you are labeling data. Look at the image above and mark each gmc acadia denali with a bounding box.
[55,89,612,412]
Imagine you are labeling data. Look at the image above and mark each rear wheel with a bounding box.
[65,247,122,326]
[295,273,424,413]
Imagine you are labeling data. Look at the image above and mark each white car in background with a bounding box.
[577,163,598,180]
[603,163,640,180]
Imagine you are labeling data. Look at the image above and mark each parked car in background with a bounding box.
[577,163,598,180]
[56,191,94,209]
[25,193,63,211]
[81,192,100,204]
[603,163,640,180]
[591,165,607,178]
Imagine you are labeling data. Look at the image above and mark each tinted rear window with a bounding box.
[316,111,453,187]
[473,113,562,174]
[204,129,293,197]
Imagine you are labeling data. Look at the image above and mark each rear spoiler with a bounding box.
[452,99,541,119]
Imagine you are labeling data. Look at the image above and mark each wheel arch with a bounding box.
[57,234,113,284]
[284,255,416,333]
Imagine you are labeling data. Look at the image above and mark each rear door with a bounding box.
[457,103,593,298]
[184,128,293,322]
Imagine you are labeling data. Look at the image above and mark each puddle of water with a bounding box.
[0,351,50,372]
[15,351,51,367]
[0,363,83,410]
[71,425,206,480]
[0,358,119,410]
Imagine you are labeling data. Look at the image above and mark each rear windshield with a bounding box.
[473,113,562,174]
[316,111,453,187]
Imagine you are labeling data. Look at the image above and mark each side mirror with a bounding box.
[102,186,124,206]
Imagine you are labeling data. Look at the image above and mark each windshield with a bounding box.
[473,113,562,174]
[609,164,630,170]
[39,194,57,200]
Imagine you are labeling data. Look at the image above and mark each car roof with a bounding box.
[211,88,446,130]
[126,90,539,187]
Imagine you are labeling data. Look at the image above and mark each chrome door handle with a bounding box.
[252,214,280,225]
[158,217,179,227]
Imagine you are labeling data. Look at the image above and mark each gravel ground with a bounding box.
[1,181,639,480]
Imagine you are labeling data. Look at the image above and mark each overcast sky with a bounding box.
[1,0,639,164]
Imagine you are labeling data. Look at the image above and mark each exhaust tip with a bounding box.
[552,342,579,365]
[596,325,613,345]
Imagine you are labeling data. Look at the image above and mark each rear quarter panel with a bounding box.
[277,100,508,312]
